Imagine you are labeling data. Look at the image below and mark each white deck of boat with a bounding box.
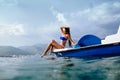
[54,48,73,52]
[102,25,120,44]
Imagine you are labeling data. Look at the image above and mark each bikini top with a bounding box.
[60,36,67,41]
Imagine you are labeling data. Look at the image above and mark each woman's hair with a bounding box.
[65,27,72,47]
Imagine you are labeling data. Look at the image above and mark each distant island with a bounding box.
[0,44,46,57]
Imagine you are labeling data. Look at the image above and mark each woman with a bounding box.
[41,26,76,57]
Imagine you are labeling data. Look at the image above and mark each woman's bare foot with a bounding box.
[40,55,44,58]
[40,53,45,58]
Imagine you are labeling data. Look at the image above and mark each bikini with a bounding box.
[60,36,67,41]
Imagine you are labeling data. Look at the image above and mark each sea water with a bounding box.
[0,54,120,80]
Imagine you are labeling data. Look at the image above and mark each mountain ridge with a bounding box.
[0,46,32,57]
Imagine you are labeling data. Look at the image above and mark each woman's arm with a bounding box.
[60,26,65,33]
[67,34,76,45]
[60,26,69,33]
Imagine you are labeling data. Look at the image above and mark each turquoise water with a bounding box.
[0,55,120,80]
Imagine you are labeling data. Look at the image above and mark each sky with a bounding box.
[0,0,120,47]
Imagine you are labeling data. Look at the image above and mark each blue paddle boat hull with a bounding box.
[53,42,120,58]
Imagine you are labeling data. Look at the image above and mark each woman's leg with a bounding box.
[41,40,63,57]
[40,43,52,57]
[49,46,53,55]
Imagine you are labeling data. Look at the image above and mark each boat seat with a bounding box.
[77,34,101,47]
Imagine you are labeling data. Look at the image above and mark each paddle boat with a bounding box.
[53,26,120,58]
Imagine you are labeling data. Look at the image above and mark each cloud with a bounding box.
[71,2,120,24]
[0,24,26,36]
[50,7,69,25]
[0,0,18,7]
[68,1,120,38]
[50,2,120,28]
[0,1,119,46]
[47,2,120,42]
[56,13,67,24]
[89,2,120,24]
[32,22,60,43]
[0,24,32,46]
